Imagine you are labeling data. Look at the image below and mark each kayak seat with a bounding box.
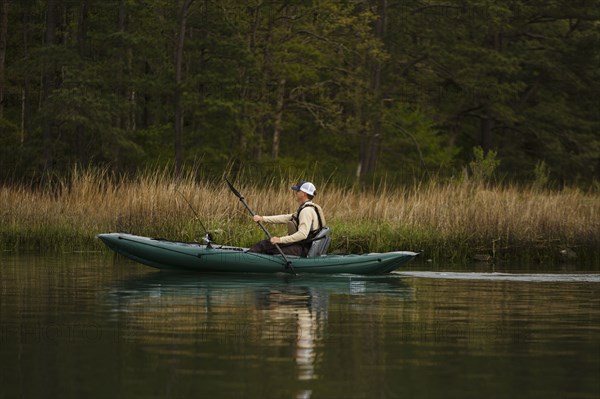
[305,227,331,257]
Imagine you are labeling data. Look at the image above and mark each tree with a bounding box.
[174,0,194,176]
[0,0,597,186]
[0,0,7,119]
[384,0,600,181]
[41,0,59,170]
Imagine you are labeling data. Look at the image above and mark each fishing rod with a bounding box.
[175,188,214,247]
[225,177,296,275]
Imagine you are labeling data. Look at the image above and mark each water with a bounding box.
[1,254,598,399]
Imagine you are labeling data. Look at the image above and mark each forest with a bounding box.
[0,0,599,186]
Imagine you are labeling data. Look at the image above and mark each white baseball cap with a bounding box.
[291,181,316,196]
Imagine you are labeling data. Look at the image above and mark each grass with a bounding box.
[1,168,599,265]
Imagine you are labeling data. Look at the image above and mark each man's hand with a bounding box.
[270,237,281,244]
[253,215,264,222]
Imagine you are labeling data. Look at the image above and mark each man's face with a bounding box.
[294,190,307,203]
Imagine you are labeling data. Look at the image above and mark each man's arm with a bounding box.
[254,214,293,224]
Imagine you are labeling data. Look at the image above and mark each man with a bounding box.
[248,181,326,256]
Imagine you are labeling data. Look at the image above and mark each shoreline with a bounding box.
[1,170,598,266]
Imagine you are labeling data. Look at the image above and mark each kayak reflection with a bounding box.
[108,272,414,299]
[107,272,414,381]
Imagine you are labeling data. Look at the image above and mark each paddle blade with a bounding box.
[225,177,243,199]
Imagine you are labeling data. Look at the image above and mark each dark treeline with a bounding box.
[0,0,598,186]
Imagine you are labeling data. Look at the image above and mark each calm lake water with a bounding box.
[0,254,598,399]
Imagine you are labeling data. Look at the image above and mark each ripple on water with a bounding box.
[393,271,600,283]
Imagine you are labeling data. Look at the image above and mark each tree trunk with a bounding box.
[20,4,31,144]
[42,0,58,171]
[174,0,193,176]
[237,5,261,156]
[76,0,89,165]
[254,123,264,161]
[142,61,152,128]
[481,106,493,153]
[271,78,285,159]
[256,2,274,162]
[0,0,8,119]
[116,0,125,130]
[372,0,386,93]
[117,0,135,131]
[359,0,386,177]
[77,0,88,57]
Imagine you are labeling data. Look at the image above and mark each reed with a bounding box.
[1,168,598,264]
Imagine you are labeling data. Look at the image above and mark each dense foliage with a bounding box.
[0,0,598,186]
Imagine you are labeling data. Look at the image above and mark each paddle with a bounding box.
[225,177,297,275]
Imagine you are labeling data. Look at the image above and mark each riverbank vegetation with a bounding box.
[1,169,598,265]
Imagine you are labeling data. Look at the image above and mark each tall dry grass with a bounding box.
[1,168,598,263]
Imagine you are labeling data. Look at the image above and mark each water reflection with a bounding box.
[108,272,413,382]
[3,254,598,399]
[253,285,325,381]
[110,272,413,296]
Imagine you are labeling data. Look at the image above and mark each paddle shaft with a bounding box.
[225,178,296,275]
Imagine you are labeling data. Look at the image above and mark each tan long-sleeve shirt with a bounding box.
[262,201,326,244]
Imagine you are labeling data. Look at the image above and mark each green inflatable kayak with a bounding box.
[97,233,418,275]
